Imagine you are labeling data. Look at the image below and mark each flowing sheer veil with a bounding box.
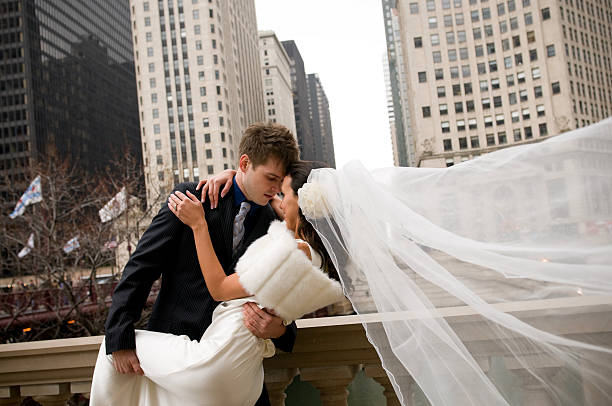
[302,118,612,405]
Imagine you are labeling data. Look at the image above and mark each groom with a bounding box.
[104,122,300,405]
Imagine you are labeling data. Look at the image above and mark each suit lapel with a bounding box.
[205,186,235,271]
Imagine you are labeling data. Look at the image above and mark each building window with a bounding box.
[429,17,438,28]
[532,67,541,79]
[418,71,427,83]
[203,118,209,127]
[414,37,423,48]
[510,17,518,30]
[436,69,444,80]
[482,97,491,109]
[522,108,530,120]
[476,45,484,57]
[507,74,515,86]
[551,82,561,94]
[509,92,517,104]
[148,63,155,72]
[195,25,201,35]
[466,100,475,112]
[496,114,505,125]
[154,124,160,134]
[498,132,507,144]
[480,80,489,91]
[524,126,533,139]
[546,44,556,57]
[468,118,477,129]
[201,102,208,112]
[486,133,495,146]
[542,7,551,20]
[470,136,480,148]
[422,106,431,117]
[197,55,204,65]
[517,71,526,83]
[497,3,505,15]
[457,30,466,42]
[512,111,520,122]
[489,60,497,72]
[508,0,516,12]
[427,0,435,11]
[524,12,533,25]
[431,34,440,46]
[482,7,491,19]
[513,128,522,141]
[205,149,213,159]
[450,66,460,78]
[453,84,461,96]
[534,86,543,98]
[457,120,466,132]
[502,38,510,51]
[204,133,211,143]
[444,14,453,27]
[471,10,479,22]
[440,104,448,115]
[456,13,465,25]
[447,31,455,44]
[499,20,508,33]
[152,108,159,118]
[477,63,486,75]
[462,65,471,78]
[537,104,545,117]
[442,122,451,133]
[443,139,453,151]
[473,27,482,40]
[410,2,419,13]
[539,123,548,136]
[493,96,502,108]
[484,116,493,127]
[491,78,500,89]
[448,49,457,61]
[437,86,446,97]
[433,51,442,63]
[487,43,495,55]
[529,49,538,61]
[155,139,162,149]
[527,31,535,43]
[464,82,473,94]
[459,137,468,149]
[207,165,214,174]
[520,89,528,101]
[455,102,463,113]
[446,158,454,167]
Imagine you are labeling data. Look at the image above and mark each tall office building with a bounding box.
[307,73,336,168]
[130,0,264,206]
[0,1,140,200]
[281,40,315,161]
[259,31,296,136]
[382,0,417,167]
[386,0,611,168]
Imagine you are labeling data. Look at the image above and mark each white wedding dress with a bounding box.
[90,221,342,406]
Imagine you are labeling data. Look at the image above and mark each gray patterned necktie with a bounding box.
[232,201,251,251]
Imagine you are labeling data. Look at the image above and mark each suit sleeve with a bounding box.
[104,184,192,354]
[271,322,297,353]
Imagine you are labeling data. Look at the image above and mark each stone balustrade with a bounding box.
[1,296,611,405]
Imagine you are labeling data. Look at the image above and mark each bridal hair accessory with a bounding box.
[297,182,330,219]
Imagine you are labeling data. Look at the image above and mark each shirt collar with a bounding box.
[233,176,262,212]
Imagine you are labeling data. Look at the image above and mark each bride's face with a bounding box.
[280,176,299,233]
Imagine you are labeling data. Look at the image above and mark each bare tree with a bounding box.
[0,146,166,343]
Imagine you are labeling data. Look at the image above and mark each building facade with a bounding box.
[307,73,336,168]
[382,0,417,167]
[130,0,265,206]
[281,40,315,161]
[0,0,140,200]
[387,0,611,167]
[258,31,296,137]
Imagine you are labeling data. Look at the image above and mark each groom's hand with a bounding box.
[112,349,144,375]
[242,302,286,339]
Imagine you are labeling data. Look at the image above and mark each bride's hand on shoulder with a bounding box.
[196,168,236,209]
[168,190,207,230]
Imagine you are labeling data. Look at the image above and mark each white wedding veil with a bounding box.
[303,118,612,405]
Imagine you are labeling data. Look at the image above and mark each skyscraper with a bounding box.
[384,0,611,168]
[281,40,314,161]
[259,31,296,136]
[130,0,264,206]
[0,1,140,200]
[307,73,336,168]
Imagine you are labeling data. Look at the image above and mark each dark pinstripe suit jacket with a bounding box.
[104,182,297,356]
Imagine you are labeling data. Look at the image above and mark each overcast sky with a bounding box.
[255,0,394,169]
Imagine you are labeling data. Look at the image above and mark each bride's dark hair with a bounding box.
[288,161,339,281]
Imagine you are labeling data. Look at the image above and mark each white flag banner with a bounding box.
[99,187,127,223]
[63,236,80,253]
[18,233,35,258]
[9,175,43,219]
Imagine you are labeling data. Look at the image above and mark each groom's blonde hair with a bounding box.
[239,122,299,174]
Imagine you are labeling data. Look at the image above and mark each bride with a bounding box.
[89,161,343,406]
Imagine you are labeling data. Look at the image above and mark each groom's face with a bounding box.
[241,156,284,206]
